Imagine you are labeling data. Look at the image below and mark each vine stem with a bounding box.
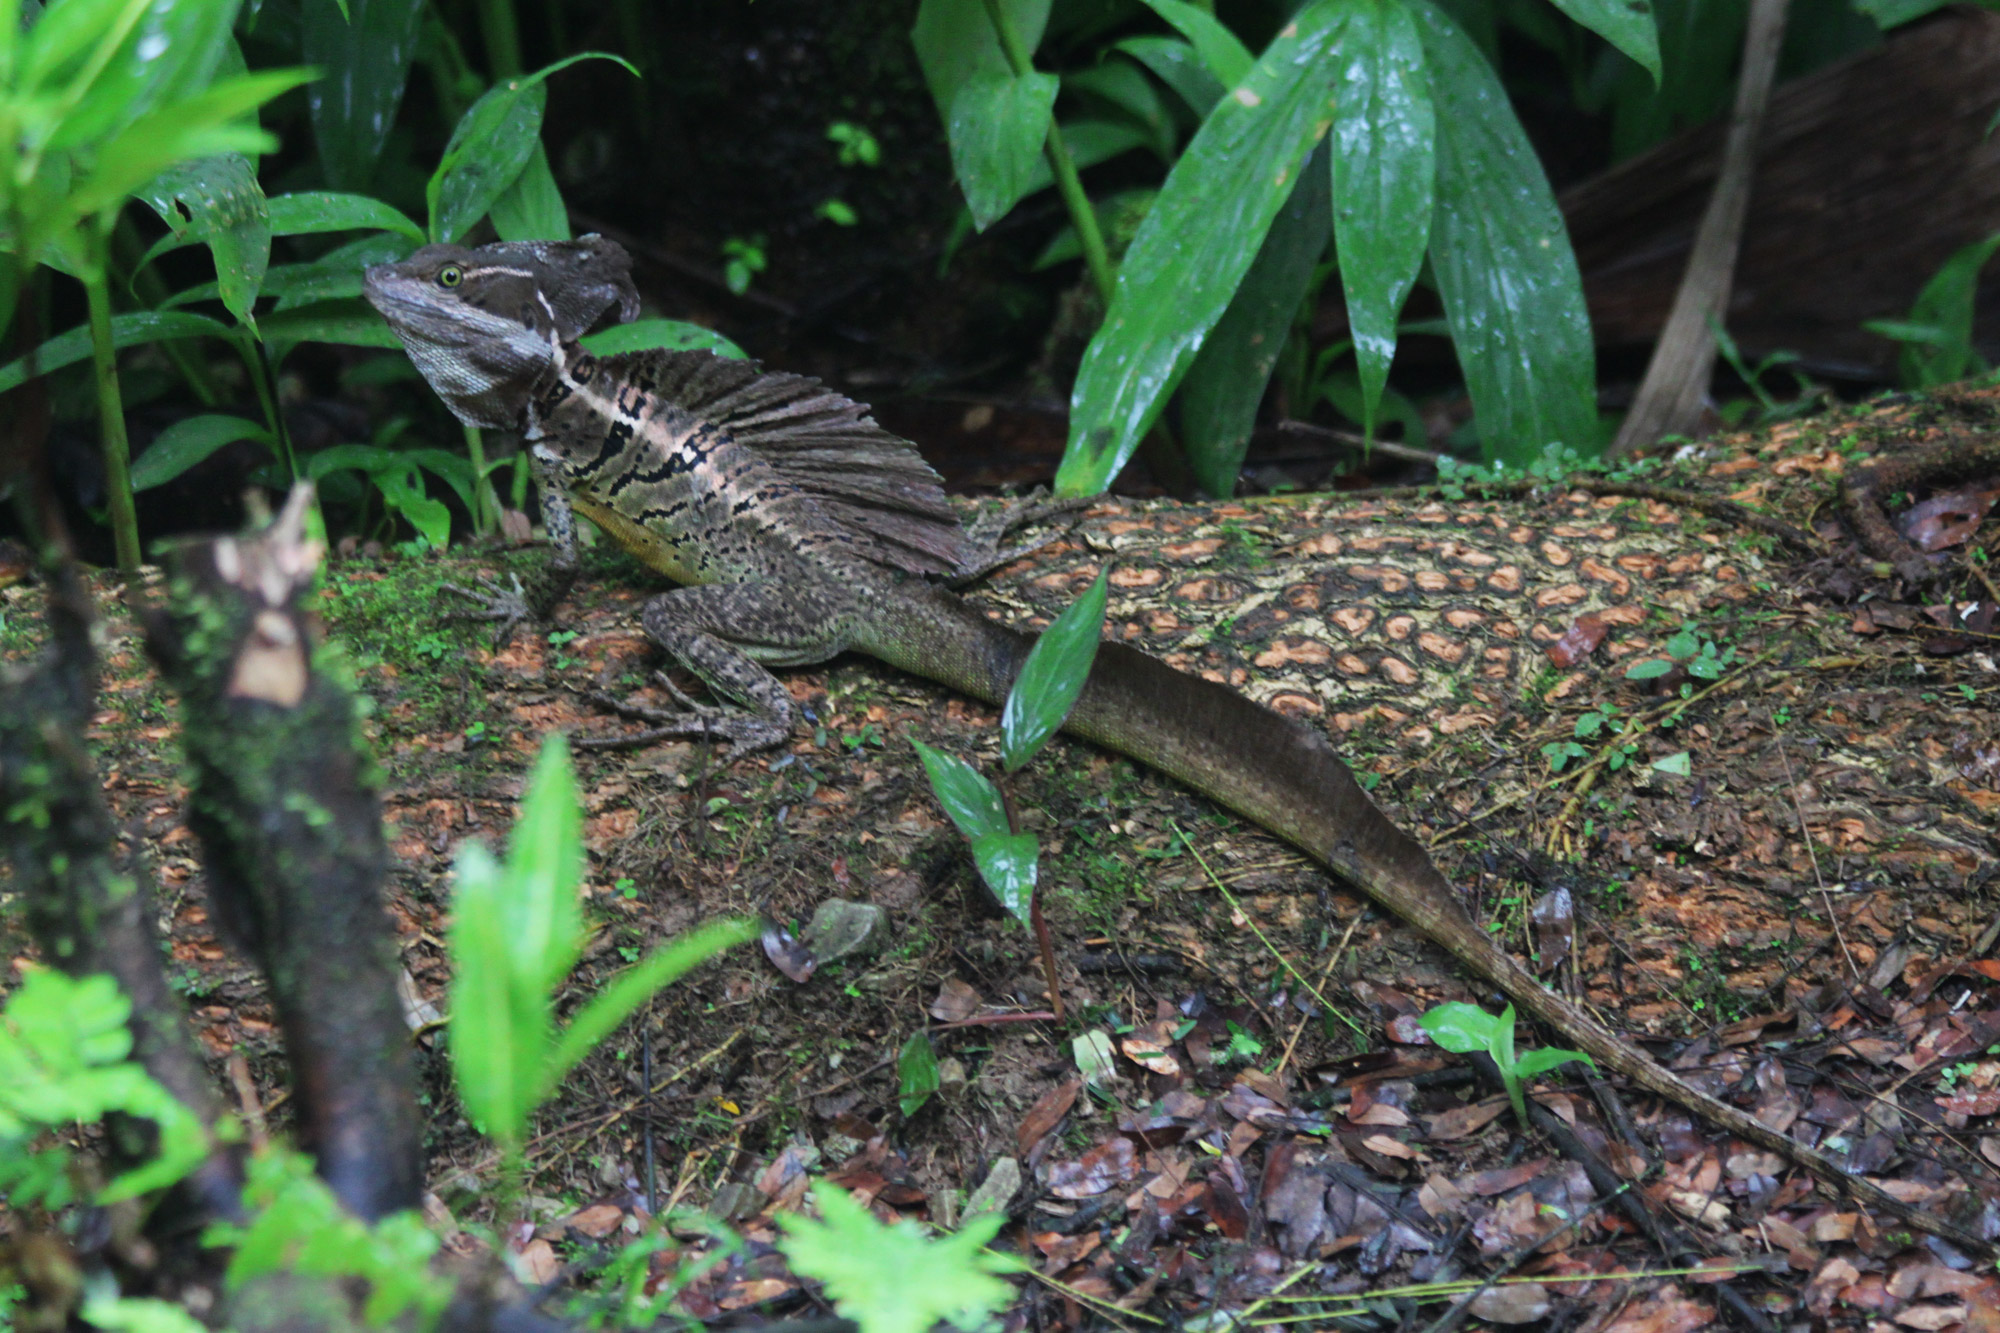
[978,0,1115,306]
[82,221,140,571]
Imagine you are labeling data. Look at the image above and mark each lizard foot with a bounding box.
[575,672,787,761]
[442,574,536,648]
[951,490,1095,587]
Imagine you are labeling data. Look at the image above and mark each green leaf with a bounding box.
[1416,1,1597,468]
[1114,36,1225,116]
[0,311,229,395]
[1179,139,1331,497]
[948,71,1060,231]
[897,1032,942,1119]
[427,53,637,243]
[1001,565,1109,771]
[1650,751,1692,777]
[1056,1,1346,496]
[447,847,541,1149]
[543,918,758,1095]
[131,415,273,492]
[1623,658,1674,680]
[1879,231,2000,388]
[489,143,570,242]
[1064,60,1177,162]
[166,233,413,312]
[970,831,1039,927]
[302,0,426,190]
[372,464,451,548]
[1852,0,1949,28]
[138,154,270,327]
[42,0,243,151]
[504,734,586,994]
[80,1296,212,1333]
[257,298,403,351]
[911,739,1009,842]
[912,0,1054,112]
[1328,0,1433,433]
[1511,1045,1596,1079]
[430,80,546,243]
[1547,0,1660,81]
[265,191,425,241]
[581,319,749,360]
[1416,1001,1503,1054]
[1017,119,1153,198]
[306,444,399,480]
[1136,0,1253,86]
[778,1184,1019,1333]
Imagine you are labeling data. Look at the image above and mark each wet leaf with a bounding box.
[130,414,272,493]
[1546,612,1607,667]
[138,154,269,326]
[1898,484,1999,552]
[898,1032,942,1119]
[1416,1,1596,466]
[1003,565,1109,771]
[1547,0,1660,81]
[1057,1,1346,495]
[302,0,426,191]
[1327,0,1433,430]
[912,740,1009,841]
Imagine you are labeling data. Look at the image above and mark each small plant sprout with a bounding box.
[915,565,1111,1020]
[1418,1002,1595,1126]
[777,1183,1019,1333]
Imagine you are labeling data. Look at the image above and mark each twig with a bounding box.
[1774,739,1860,982]
[1609,0,1792,455]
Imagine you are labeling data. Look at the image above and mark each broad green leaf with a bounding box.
[1179,139,1330,497]
[131,415,272,492]
[427,52,636,243]
[912,739,1009,842]
[778,1185,1018,1333]
[430,80,546,243]
[1416,1,1596,467]
[1018,119,1153,197]
[1057,1,1346,495]
[138,154,269,326]
[1114,37,1225,117]
[1032,188,1154,270]
[912,0,1054,112]
[1879,231,2000,388]
[947,71,1059,231]
[970,830,1038,927]
[897,1031,942,1118]
[266,191,425,241]
[582,319,748,360]
[1135,0,1253,86]
[372,464,450,548]
[164,233,412,312]
[258,298,403,351]
[306,443,399,479]
[1416,1001,1502,1054]
[447,843,542,1147]
[302,0,426,190]
[1649,751,1692,777]
[503,734,585,994]
[1001,566,1108,772]
[489,143,570,242]
[58,70,307,226]
[1328,0,1433,432]
[43,0,241,150]
[1853,0,1947,27]
[0,311,229,395]
[1548,0,1660,81]
[402,448,478,513]
[543,918,758,1095]
[1064,60,1177,161]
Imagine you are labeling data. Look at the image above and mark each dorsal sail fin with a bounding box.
[605,348,970,576]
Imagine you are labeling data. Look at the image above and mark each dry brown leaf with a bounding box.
[1047,1136,1139,1199]
[1468,1282,1552,1324]
[1017,1077,1081,1159]
[513,1237,560,1285]
[562,1203,625,1238]
[929,977,982,1023]
[1427,1096,1508,1140]
[1360,1133,1421,1160]
[1892,1304,1968,1330]
[1600,1289,1716,1333]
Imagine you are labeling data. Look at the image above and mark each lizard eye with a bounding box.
[437,265,463,288]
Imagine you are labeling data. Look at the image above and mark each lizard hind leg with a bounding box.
[576,581,850,761]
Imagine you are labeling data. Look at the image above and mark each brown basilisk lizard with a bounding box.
[364,237,1986,1253]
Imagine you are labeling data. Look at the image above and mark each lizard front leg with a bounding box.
[578,581,852,760]
[444,447,580,643]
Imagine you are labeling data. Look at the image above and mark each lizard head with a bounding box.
[363,235,639,428]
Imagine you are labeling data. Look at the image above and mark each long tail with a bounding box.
[864,584,1989,1255]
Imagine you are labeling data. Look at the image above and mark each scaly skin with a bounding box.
[363,238,1989,1256]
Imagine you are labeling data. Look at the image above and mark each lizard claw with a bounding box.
[951,489,1094,588]
[576,673,787,760]
[443,573,534,649]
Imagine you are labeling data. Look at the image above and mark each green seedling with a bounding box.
[1418,1002,1595,1126]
